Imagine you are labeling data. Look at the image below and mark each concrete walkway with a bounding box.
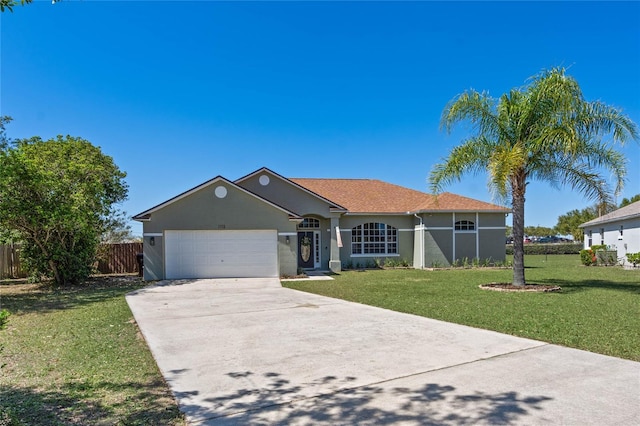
[126,278,640,425]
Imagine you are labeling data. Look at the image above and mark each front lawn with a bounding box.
[0,276,185,425]
[284,255,640,361]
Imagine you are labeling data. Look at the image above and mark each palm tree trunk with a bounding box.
[511,185,526,286]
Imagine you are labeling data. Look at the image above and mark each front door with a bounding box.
[298,231,316,269]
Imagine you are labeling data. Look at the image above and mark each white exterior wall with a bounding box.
[583,216,640,266]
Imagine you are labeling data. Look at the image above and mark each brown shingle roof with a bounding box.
[289,178,509,214]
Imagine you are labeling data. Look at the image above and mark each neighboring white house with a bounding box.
[579,201,640,266]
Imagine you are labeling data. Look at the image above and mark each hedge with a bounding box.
[506,243,583,255]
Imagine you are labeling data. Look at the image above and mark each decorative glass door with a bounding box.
[298,231,320,269]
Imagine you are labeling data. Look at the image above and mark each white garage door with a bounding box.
[164,230,278,279]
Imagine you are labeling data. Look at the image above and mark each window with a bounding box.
[298,218,320,229]
[588,230,592,247]
[351,223,397,255]
[600,228,605,245]
[455,220,475,231]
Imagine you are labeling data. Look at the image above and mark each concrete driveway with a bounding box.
[126,278,640,425]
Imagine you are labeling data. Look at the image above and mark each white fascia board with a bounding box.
[579,213,640,228]
[344,210,508,216]
[343,212,408,216]
[338,228,415,232]
[409,209,511,215]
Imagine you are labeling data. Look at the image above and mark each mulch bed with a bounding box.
[479,283,562,292]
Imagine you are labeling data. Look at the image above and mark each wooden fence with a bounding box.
[0,244,25,279]
[96,242,143,274]
[0,242,143,279]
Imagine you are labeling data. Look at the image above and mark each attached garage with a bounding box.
[164,230,278,279]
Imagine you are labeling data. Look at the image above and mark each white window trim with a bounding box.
[351,254,400,258]
[454,220,476,231]
[298,217,321,229]
[351,222,398,256]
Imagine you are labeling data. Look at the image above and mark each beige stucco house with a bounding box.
[133,168,510,280]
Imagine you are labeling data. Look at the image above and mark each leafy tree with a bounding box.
[555,207,598,241]
[619,194,640,208]
[429,67,638,286]
[0,117,17,243]
[0,116,11,151]
[1,0,31,12]
[523,226,555,237]
[101,210,138,243]
[0,134,128,285]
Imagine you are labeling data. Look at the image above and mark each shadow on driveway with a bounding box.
[166,369,552,425]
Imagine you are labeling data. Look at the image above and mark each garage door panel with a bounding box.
[165,230,278,279]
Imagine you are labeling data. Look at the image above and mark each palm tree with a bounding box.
[429,67,638,286]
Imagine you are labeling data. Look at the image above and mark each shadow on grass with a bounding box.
[534,278,640,294]
[0,277,146,315]
[0,378,184,425]
[167,370,552,425]
[0,277,200,315]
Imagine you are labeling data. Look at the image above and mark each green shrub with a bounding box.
[595,250,617,266]
[626,252,640,266]
[580,245,617,266]
[580,249,596,266]
[384,258,399,268]
[506,243,583,255]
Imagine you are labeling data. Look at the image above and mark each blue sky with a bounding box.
[2,1,639,237]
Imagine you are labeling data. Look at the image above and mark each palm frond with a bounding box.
[529,138,627,200]
[440,90,499,138]
[428,137,495,194]
[578,101,639,144]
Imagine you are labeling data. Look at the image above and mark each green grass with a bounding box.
[1,257,637,423]
[284,255,640,361]
[0,276,185,425]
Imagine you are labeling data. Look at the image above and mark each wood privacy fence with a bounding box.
[0,244,25,279]
[0,242,143,279]
[96,242,143,274]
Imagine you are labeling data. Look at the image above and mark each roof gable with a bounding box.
[132,176,301,221]
[235,167,348,212]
